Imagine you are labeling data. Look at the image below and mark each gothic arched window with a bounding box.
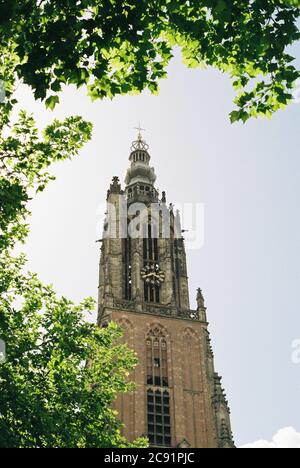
[143,220,160,304]
[146,333,168,387]
[146,327,171,447]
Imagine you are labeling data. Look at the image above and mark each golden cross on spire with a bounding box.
[135,123,146,141]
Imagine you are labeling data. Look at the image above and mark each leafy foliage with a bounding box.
[0,256,143,448]
[0,105,93,250]
[0,1,300,121]
[284,0,300,6]
[0,97,146,448]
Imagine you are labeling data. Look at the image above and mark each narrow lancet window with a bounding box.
[123,237,132,300]
[146,328,171,447]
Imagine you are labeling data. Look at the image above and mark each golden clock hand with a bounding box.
[142,272,153,279]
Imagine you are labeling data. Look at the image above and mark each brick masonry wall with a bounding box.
[111,309,218,448]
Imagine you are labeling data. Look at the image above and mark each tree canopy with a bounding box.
[0,263,143,448]
[0,0,300,122]
[0,0,299,448]
[0,95,146,448]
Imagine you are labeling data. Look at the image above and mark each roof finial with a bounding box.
[135,122,146,141]
[131,123,149,151]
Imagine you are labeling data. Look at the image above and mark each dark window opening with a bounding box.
[148,230,153,259]
[144,283,160,304]
[153,238,158,261]
[146,334,171,446]
[147,390,171,447]
[154,376,161,386]
[162,377,168,387]
[143,221,161,303]
[155,286,160,303]
[146,338,168,387]
[123,238,132,300]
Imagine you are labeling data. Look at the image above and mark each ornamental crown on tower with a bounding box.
[131,125,149,152]
[125,126,157,190]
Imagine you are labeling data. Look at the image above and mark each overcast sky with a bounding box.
[15,46,300,446]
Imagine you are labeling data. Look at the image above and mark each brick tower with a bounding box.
[97,131,234,448]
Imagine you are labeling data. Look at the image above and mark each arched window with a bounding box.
[143,219,160,303]
[146,332,168,387]
[146,327,171,447]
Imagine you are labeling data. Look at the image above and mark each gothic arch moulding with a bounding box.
[182,327,202,391]
[145,322,170,340]
[182,327,199,340]
[115,317,134,348]
[145,322,173,388]
[116,316,133,330]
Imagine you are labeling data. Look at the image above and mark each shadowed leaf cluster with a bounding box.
[0,1,300,121]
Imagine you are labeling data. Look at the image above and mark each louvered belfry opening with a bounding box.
[143,219,160,303]
[123,236,132,301]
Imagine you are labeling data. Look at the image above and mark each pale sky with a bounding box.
[15,47,300,446]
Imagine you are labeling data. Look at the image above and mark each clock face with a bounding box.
[141,264,165,286]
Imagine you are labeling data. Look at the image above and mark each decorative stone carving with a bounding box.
[178,309,200,321]
[177,439,191,448]
[212,373,235,448]
[113,299,136,311]
[107,176,124,198]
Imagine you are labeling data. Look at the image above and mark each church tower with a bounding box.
[97,131,235,449]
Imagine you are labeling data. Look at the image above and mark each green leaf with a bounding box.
[230,111,241,123]
[45,95,60,111]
